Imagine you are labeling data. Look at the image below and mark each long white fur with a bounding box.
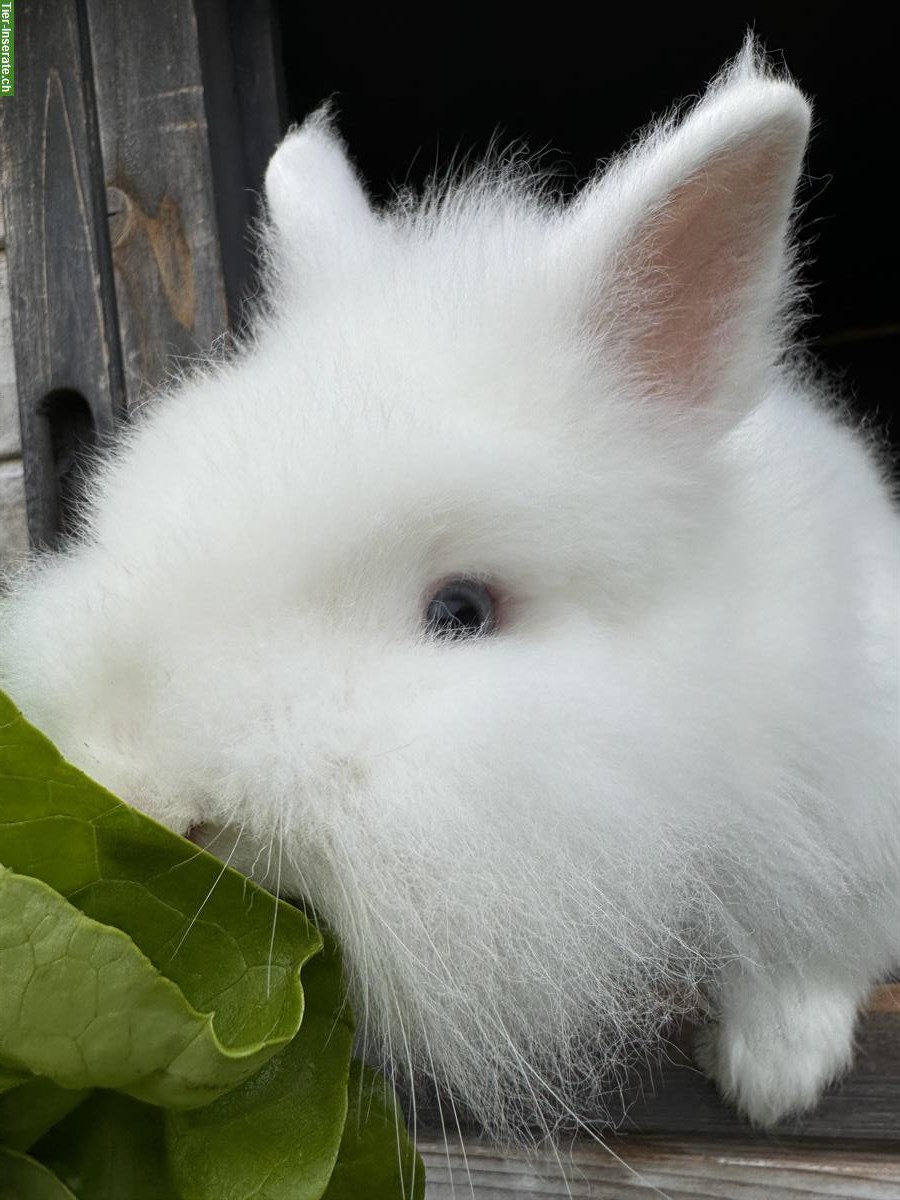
[1,40,897,1140]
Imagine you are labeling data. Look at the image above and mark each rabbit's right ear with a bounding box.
[555,45,810,426]
[264,107,376,272]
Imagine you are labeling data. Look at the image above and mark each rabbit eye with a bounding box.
[425,579,497,640]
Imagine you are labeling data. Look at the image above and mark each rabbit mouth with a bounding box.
[182,818,300,899]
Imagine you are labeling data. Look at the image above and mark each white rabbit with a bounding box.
[1,40,897,1139]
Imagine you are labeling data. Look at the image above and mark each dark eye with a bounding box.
[424,578,497,640]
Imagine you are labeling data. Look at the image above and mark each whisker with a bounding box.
[487,1012,571,1188]
[266,814,284,997]
[497,1029,675,1200]
[443,1076,476,1200]
[249,836,273,881]
[384,978,418,1200]
[169,822,245,958]
[263,828,276,885]
[420,1025,459,1200]
[327,837,377,1082]
[277,844,323,939]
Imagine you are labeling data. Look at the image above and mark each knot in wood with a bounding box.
[106,186,134,248]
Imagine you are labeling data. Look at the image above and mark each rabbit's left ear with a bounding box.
[559,51,810,419]
[264,107,376,271]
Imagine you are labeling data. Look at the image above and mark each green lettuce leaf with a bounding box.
[322,1062,424,1200]
[0,867,311,1107]
[165,948,354,1200]
[0,689,425,1198]
[0,1077,91,1153]
[0,1147,78,1199]
[0,691,320,1104]
[0,1067,30,1093]
[30,1092,178,1199]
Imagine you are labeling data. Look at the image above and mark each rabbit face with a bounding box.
[19,207,722,844]
[0,354,719,1133]
[3,328,706,888]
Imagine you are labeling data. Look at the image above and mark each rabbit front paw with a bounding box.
[695,972,861,1126]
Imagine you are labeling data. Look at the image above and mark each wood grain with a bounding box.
[1,212,36,562]
[85,0,231,406]
[194,0,286,325]
[419,1136,900,1199]
[0,0,126,545]
[0,216,22,462]
[0,461,29,565]
[0,1,284,542]
[610,985,900,1142]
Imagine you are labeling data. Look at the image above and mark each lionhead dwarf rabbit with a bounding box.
[1,42,897,1139]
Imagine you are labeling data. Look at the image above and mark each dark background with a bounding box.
[275,6,898,452]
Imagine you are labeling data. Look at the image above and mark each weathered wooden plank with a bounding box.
[419,1136,900,1199]
[0,0,126,545]
[0,217,21,460]
[0,228,27,555]
[0,461,29,565]
[1,0,284,543]
[615,984,900,1142]
[194,0,286,325]
[84,0,231,405]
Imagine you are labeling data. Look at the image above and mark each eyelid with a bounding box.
[421,575,494,607]
[422,573,496,608]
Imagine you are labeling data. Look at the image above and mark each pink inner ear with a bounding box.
[616,134,798,408]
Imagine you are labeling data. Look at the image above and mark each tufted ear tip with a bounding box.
[265,107,340,203]
[702,75,811,168]
[264,105,374,263]
[696,36,811,181]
